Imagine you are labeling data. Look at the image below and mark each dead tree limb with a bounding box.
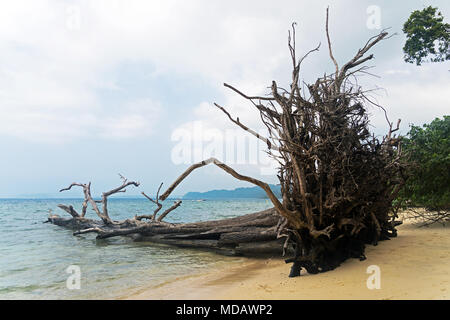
[49,208,287,256]
[157,200,182,222]
[57,204,80,218]
[326,7,339,78]
[102,174,140,221]
[159,157,303,228]
[59,176,140,224]
[213,103,279,152]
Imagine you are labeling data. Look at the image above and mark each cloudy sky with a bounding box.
[0,0,448,198]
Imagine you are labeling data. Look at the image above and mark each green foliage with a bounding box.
[403,6,450,65]
[398,116,450,211]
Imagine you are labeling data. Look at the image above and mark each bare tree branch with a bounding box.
[326,7,339,79]
[60,177,139,224]
[139,187,163,220]
[213,102,280,152]
[57,204,80,218]
[159,157,304,229]
[223,83,275,101]
[157,200,182,222]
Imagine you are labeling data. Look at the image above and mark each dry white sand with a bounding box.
[126,217,450,300]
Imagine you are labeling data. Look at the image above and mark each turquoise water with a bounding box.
[0,198,273,299]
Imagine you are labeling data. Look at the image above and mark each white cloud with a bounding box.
[371,82,450,135]
[0,0,447,144]
[357,59,449,136]
[97,98,162,140]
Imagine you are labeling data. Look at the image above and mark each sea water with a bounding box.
[0,198,272,299]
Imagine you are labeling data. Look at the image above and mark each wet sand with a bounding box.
[126,217,450,300]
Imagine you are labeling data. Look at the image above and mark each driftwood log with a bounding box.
[49,9,407,277]
[48,207,289,256]
[49,172,291,257]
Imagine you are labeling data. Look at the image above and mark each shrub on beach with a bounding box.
[397,116,450,224]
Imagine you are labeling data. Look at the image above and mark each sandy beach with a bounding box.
[126,216,450,300]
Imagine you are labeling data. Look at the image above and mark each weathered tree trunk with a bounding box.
[48,208,290,256]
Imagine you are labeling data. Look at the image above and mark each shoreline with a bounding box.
[125,217,450,300]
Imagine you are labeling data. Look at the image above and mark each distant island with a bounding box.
[182,184,282,200]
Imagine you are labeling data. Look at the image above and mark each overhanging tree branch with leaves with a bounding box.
[403,6,450,65]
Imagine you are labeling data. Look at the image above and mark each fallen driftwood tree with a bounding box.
[48,174,289,256]
[49,10,407,277]
[49,207,287,256]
